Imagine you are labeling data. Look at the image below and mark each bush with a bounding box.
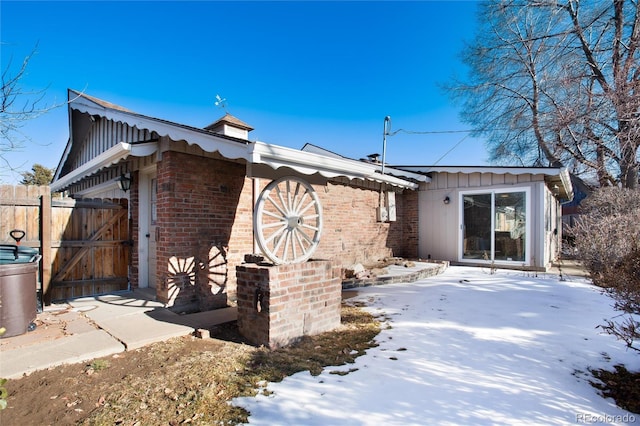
[572,187,640,351]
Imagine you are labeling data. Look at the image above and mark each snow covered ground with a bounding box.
[233,266,639,426]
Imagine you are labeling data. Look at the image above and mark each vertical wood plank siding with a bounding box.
[66,116,158,194]
[72,116,151,171]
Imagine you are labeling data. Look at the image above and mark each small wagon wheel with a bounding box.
[254,176,323,265]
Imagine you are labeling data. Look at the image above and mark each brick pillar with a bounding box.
[236,260,342,349]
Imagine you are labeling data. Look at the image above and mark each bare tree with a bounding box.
[449,0,640,188]
[0,45,63,178]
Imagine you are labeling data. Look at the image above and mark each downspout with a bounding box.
[252,175,260,255]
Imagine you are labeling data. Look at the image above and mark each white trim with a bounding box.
[73,178,122,197]
[401,165,563,175]
[401,165,573,201]
[538,184,547,267]
[51,141,160,192]
[130,142,158,157]
[70,98,248,160]
[138,171,151,289]
[138,164,157,290]
[458,187,532,266]
[51,142,132,192]
[57,92,425,192]
[249,141,424,189]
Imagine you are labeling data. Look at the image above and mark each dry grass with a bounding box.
[0,303,380,426]
[88,304,379,425]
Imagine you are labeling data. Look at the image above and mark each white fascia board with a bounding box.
[399,165,562,175]
[69,99,247,160]
[249,141,420,189]
[51,142,132,192]
[53,137,73,182]
[130,141,159,157]
[372,165,431,183]
[559,168,574,199]
[401,165,574,201]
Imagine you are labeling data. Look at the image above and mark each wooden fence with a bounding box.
[0,185,130,303]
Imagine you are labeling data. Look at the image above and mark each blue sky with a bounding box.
[1,1,486,184]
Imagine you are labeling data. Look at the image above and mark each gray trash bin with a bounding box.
[0,245,40,338]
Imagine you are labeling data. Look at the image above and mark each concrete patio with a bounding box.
[0,289,237,379]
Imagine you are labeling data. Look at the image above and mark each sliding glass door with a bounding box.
[462,189,528,263]
[494,192,526,262]
[462,194,492,260]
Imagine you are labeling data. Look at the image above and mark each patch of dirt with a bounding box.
[591,365,640,414]
[0,304,380,425]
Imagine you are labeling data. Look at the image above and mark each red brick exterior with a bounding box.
[402,189,419,259]
[154,151,254,312]
[236,260,342,348]
[130,150,418,313]
[312,182,414,264]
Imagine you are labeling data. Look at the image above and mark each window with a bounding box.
[461,189,529,263]
[150,178,157,225]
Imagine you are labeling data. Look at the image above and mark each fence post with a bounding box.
[40,189,52,305]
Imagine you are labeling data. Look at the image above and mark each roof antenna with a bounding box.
[214,94,228,113]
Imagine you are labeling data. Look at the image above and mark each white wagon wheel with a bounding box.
[254,176,323,265]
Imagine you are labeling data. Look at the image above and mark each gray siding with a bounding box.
[418,172,557,270]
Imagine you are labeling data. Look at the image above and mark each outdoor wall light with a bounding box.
[116,173,132,192]
[443,196,451,205]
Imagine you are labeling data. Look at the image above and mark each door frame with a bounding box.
[457,187,532,266]
[138,165,157,289]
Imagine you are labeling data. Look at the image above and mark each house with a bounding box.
[51,90,572,312]
[561,174,592,230]
[399,166,573,269]
[51,90,426,312]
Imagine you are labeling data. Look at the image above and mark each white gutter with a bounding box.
[556,167,574,202]
[399,165,567,175]
[249,141,425,189]
[70,98,248,160]
[56,94,427,192]
[398,165,574,201]
[50,142,133,192]
[51,141,161,192]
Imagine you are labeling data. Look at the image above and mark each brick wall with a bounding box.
[236,260,342,348]
[312,181,413,265]
[146,150,418,313]
[155,151,254,312]
[402,189,419,259]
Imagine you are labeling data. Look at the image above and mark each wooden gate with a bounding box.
[0,185,130,303]
[50,197,130,301]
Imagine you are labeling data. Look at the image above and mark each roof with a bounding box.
[204,113,254,131]
[301,143,345,159]
[68,89,135,113]
[396,165,574,202]
[51,91,425,192]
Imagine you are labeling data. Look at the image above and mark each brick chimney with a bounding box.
[204,113,254,140]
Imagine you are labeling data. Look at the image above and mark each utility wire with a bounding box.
[388,129,473,136]
[430,133,473,167]
[383,126,478,166]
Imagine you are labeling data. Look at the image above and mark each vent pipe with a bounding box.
[381,116,391,176]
